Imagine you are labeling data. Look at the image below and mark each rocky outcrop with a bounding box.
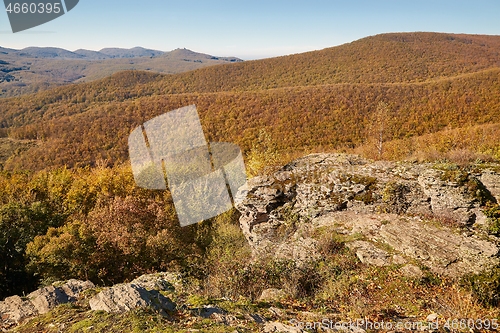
[0,280,94,330]
[89,283,175,315]
[130,272,181,292]
[86,272,179,315]
[0,296,37,329]
[321,211,498,277]
[236,154,500,277]
[1,274,182,330]
[258,288,288,302]
[481,170,500,202]
[346,240,392,267]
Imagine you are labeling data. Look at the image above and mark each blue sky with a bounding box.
[0,0,499,59]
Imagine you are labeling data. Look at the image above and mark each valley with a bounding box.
[0,46,242,97]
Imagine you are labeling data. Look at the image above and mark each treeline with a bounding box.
[0,71,165,128]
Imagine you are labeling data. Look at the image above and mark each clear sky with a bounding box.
[0,0,499,60]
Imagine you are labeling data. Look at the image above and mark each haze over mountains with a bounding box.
[0,32,499,170]
[0,46,243,97]
[5,46,242,61]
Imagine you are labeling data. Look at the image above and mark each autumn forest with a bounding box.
[1,32,500,315]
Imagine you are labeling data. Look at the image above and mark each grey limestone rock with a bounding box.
[236,153,500,277]
[130,272,180,292]
[0,279,94,329]
[89,283,175,314]
[258,288,288,302]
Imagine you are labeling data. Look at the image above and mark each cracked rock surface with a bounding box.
[236,153,500,276]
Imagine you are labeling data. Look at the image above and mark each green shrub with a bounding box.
[0,201,65,298]
[354,190,376,204]
[203,210,252,299]
[236,258,323,300]
[26,196,211,286]
[462,267,500,307]
[381,181,410,214]
[484,204,500,235]
[203,210,323,300]
[466,178,496,206]
[440,168,468,184]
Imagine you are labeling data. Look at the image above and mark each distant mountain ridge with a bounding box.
[98,47,162,58]
[0,47,243,97]
[17,47,84,59]
[162,48,242,63]
[0,45,244,60]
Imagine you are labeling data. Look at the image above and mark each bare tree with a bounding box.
[367,101,392,159]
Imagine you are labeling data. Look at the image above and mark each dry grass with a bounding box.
[355,123,500,163]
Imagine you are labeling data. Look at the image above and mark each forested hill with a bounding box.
[0,32,500,170]
[148,32,500,93]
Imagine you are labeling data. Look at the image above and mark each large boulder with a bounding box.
[324,211,499,277]
[236,154,500,277]
[481,169,500,202]
[57,279,95,301]
[0,279,94,330]
[89,283,175,314]
[28,285,70,315]
[0,295,37,330]
[130,272,180,292]
[258,288,288,302]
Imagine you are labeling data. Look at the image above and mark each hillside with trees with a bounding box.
[1,33,500,331]
[0,32,499,170]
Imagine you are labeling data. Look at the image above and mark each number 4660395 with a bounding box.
[6,2,61,14]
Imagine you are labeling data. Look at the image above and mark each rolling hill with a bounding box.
[0,32,499,171]
[0,47,243,97]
